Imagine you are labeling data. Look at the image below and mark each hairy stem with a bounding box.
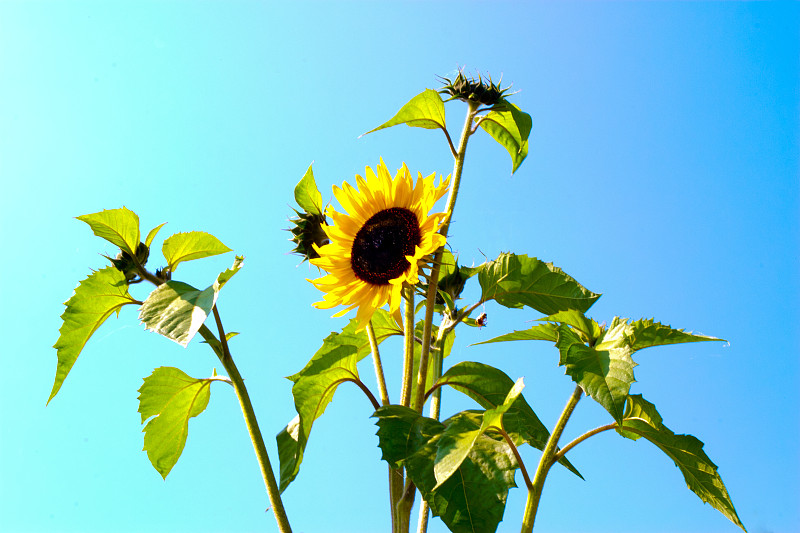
[555,423,617,462]
[367,321,390,406]
[400,286,415,407]
[521,385,583,533]
[411,100,480,414]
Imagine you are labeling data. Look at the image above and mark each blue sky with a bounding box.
[1,2,797,532]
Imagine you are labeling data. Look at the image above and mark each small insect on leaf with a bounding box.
[477,312,488,328]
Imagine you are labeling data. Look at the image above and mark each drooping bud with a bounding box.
[438,68,514,107]
[108,242,149,283]
[288,208,329,262]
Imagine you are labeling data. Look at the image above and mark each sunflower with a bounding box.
[309,160,450,329]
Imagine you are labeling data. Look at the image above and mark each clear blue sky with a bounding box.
[1,2,797,533]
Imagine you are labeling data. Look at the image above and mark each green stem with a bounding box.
[554,423,617,462]
[411,100,480,414]
[521,385,583,533]
[400,286,415,408]
[367,321,390,406]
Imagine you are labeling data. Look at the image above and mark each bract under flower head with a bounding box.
[309,160,450,329]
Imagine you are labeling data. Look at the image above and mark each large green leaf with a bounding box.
[364,89,447,135]
[618,395,746,531]
[479,253,600,314]
[138,256,243,346]
[138,367,213,479]
[294,163,323,216]
[433,361,580,477]
[374,406,518,533]
[476,103,532,173]
[624,317,725,352]
[77,207,140,257]
[474,323,558,345]
[277,309,399,492]
[557,323,636,423]
[49,267,139,404]
[162,231,232,273]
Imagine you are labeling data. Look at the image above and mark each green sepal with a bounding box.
[294,163,324,216]
[137,367,214,479]
[479,253,600,314]
[476,103,531,173]
[618,395,746,531]
[433,361,581,477]
[77,207,140,257]
[138,256,243,346]
[373,406,518,533]
[277,309,399,492]
[49,267,139,404]
[364,89,447,135]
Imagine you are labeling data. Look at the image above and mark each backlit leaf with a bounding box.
[49,267,139,404]
[144,222,167,249]
[557,324,636,423]
[277,309,398,492]
[625,318,725,352]
[474,323,558,345]
[294,163,323,216]
[618,395,746,531]
[138,256,243,346]
[374,406,518,533]
[77,207,140,256]
[364,89,447,135]
[138,367,213,479]
[476,103,531,173]
[479,253,600,314]
[162,231,232,272]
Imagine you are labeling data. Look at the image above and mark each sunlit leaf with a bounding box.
[624,318,725,352]
[277,309,398,492]
[364,89,447,135]
[294,163,323,216]
[557,324,636,423]
[474,323,558,345]
[138,256,243,346]
[433,361,580,477]
[618,395,746,531]
[479,253,600,314]
[162,231,232,272]
[77,207,140,256]
[138,367,213,479]
[476,103,531,173]
[374,406,518,533]
[49,267,139,404]
[144,222,167,249]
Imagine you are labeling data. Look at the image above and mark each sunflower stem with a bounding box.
[411,100,479,414]
[367,320,390,406]
[400,286,416,407]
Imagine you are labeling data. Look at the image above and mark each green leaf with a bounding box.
[364,89,447,135]
[294,163,323,216]
[474,323,559,345]
[138,256,243,347]
[144,222,167,249]
[77,207,140,256]
[137,367,213,479]
[277,309,398,492]
[539,309,600,341]
[618,395,746,531]
[373,406,518,533]
[49,267,139,404]
[624,318,726,352]
[476,103,532,173]
[434,361,580,477]
[162,231,232,272]
[557,324,636,423]
[479,253,601,314]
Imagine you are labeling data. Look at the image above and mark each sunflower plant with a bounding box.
[49,70,745,533]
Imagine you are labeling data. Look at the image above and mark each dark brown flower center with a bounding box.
[351,207,421,285]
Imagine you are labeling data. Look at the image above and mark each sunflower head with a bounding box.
[288,209,329,262]
[438,68,513,107]
[308,160,450,329]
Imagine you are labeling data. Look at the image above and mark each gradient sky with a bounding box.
[1,2,798,533]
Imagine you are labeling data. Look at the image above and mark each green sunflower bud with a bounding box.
[439,68,513,107]
[108,241,149,283]
[288,208,329,262]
